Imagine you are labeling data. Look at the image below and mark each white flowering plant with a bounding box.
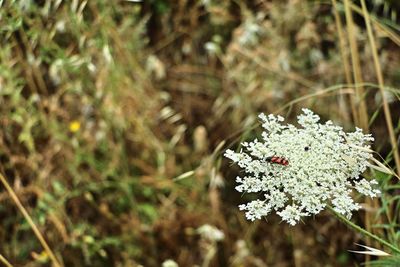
[225,109,380,225]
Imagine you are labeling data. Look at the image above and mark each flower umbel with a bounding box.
[225,109,379,225]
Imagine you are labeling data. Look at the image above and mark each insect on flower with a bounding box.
[266,156,289,166]
[225,109,379,225]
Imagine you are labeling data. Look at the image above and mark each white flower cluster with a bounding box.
[225,109,380,225]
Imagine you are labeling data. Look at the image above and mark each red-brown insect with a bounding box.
[266,156,289,166]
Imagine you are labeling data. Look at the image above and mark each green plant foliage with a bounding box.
[0,0,400,266]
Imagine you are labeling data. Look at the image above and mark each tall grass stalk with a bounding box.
[343,0,369,130]
[344,0,374,262]
[0,173,62,267]
[360,0,400,178]
[331,0,357,123]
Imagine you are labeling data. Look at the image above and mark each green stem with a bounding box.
[327,206,400,254]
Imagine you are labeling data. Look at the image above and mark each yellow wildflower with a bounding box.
[69,120,81,133]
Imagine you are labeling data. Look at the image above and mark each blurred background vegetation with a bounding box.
[0,0,400,266]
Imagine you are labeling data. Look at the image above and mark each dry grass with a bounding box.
[0,172,61,266]
[0,1,399,266]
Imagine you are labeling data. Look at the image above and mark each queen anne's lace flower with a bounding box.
[225,109,380,225]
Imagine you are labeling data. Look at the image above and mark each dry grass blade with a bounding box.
[347,144,400,178]
[173,170,195,181]
[369,157,400,180]
[348,1,400,46]
[0,254,13,267]
[211,140,226,159]
[348,243,391,257]
[274,85,354,114]
[374,22,400,46]
[0,173,62,267]
[360,0,400,178]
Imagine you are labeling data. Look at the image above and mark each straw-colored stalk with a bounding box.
[343,0,373,263]
[0,173,62,267]
[331,0,357,124]
[360,0,400,178]
[348,2,400,47]
[0,254,13,267]
[343,0,369,130]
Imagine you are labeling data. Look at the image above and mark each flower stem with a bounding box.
[327,206,400,254]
